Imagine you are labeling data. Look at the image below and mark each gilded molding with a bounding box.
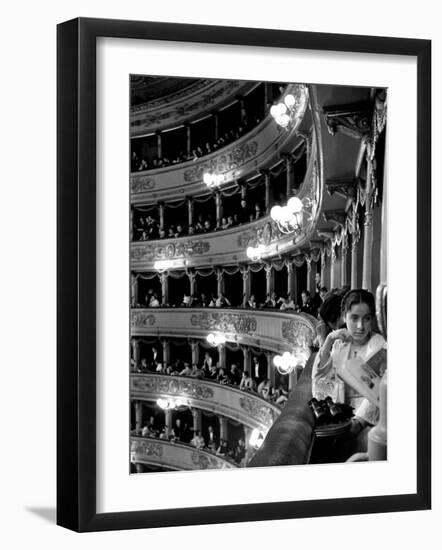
[131,240,210,262]
[239,396,276,429]
[190,312,257,335]
[131,375,215,400]
[281,317,316,349]
[183,141,258,183]
[131,312,156,328]
[131,439,163,458]
[131,175,156,194]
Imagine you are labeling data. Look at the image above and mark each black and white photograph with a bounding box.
[129,76,388,473]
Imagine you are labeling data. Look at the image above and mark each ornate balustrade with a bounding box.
[130,436,237,471]
[130,373,281,432]
[131,136,318,269]
[130,84,308,204]
[131,307,317,357]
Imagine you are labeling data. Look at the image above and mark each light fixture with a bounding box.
[154,259,172,272]
[249,428,265,449]
[270,92,301,129]
[206,333,227,347]
[156,397,187,410]
[273,351,298,375]
[203,172,224,188]
[270,196,312,235]
[246,244,266,261]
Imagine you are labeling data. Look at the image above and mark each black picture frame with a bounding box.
[57,17,431,532]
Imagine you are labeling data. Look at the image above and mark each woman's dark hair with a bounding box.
[319,293,343,325]
[341,289,376,317]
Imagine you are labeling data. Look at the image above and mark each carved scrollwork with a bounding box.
[281,318,316,350]
[131,439,163,458]
[131,240,210,262]
[190,452,230,470]
[183,141,258,183]
[131,375,214,400]
[239,396,276,428]
[131,175,156,194]
[190,312,257,335]
[131,312,156,328]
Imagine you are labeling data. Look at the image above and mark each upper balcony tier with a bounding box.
[131,79,260,136]
[131,133,319,269]
[130,84,309,204]
[131,307,317,358]
[130,373,281,432]
[130,436,237,471]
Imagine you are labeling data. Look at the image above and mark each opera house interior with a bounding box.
[129,75,388,474]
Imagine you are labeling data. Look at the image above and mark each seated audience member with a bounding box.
[190,431,205,449]
[206,363,218,380]
[257,378,272,400]
[239,371,257,392]
[298,290,315,315]
[220,217,229,230]
[247,294,257,308]
[254,203,262,220]
[216,367,230,385]
[233,438,246,464]
[216,438,230,457]
[174,224,185,238]
[179,363,192,377]
[278,294,296,310]
[190,363,205,379]
[181,293,192,307]
[141,424,150,438]
[158,228,166,239]
[139,357,149,372]
[264,291,278,309]
[199,292,209,307]
[275,384,289,406]
[149,293,161,307]
[228,363,242,386]
[155,362,164,373]
[170,418,183,442]
[167,226,175,238]
[202,352,214,372]
[319,286,328,301]
[215,293,231,307]
[194,216,204,234]
[188,225,195,236]
[226,215,234,228]
[203,219,212,233]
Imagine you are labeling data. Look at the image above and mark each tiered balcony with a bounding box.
[131,373,281,432]
[131,436,237,471]
[131,307,317,357]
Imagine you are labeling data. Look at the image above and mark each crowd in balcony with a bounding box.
[137,283,327,318]
[135,415,248,466]
[131,113,263,172]
[131,349,289,407]
[133,199,265,241]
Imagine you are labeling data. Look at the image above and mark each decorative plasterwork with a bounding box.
[131,80,253,135]
[239,396,277,429]
[131,240,210,262]
[190,312,257,335]
[183,141,258,183]
[281,317,316,350]
[131,313,156,328]
[131,175,156,194]
[131,437,236,470]
[131,374,215,400]
[323,102,372,140]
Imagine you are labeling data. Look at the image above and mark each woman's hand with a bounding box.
[323,328,350,352]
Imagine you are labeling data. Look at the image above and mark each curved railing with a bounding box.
[130,436,237,471]
[130,84,308,203]
[131,80,256,136]
[130,137,318,268]
[130,373,280,432]
[131,307,317,357]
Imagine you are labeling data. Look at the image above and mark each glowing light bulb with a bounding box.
[287,196,303,214]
